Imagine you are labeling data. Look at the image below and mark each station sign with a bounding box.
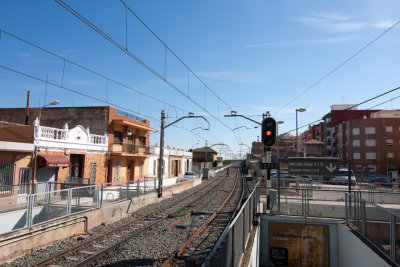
[260,162,279,169]
[288,157,340,176]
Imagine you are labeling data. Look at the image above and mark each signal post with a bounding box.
[261,116,277,213]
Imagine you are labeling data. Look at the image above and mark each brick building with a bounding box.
[0,106,156,184]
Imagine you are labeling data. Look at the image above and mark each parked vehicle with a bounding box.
[332,169,356,185]
[178,171,196,182]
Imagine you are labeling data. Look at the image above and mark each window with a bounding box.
[352,128,360,135]
[386,139,393,146]
[153,160,157,175]
[353,153,361,159]
[179,160,181,174]
[355,165,363,172]
[353,140,360,147]
[113,131,123,144]
[386,126,393,132]
[18,167,31,194]
[367,165,376,172]
[366,152,376,159]
[388,152,394,158]
[365,139,376,147]
[139,136,146,146]
[163,159,166,174]
[365,127,375,134]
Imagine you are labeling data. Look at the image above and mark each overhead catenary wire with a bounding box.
[54,0,235,132]
[281,85,400,136]
[0,64,209,143]
[0,29,191,116]
[119,0,234,111]
[274,18,400,115]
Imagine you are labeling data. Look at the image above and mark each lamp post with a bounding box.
[277,121,284,160]
[295,108,306,157]
[32,100,60,192]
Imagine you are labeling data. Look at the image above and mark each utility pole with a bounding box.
[158,110,209,197]
[158,110,165,197]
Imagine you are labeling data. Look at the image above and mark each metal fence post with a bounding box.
[126,180,129,200]
[26,194,33,228]
[67,189,72,215]
[345,193,348,224]
[390,214,396,262]
[360,200,366,236]
[97,185,101,208]
[100,184,104,207]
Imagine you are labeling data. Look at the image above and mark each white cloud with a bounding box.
[294,12,396,32]
[244,35,357,48]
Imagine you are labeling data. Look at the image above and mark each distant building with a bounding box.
[147,146,192,179]
[192,147,217,162]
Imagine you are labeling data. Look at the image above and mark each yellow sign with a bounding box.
[269,222,329,266]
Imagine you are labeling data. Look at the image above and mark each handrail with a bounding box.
[204,180,260,264]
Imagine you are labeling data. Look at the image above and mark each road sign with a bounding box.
[260,162,279,169]
[288,157,340,176]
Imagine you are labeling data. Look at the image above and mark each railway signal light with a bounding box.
[261,117,276,147]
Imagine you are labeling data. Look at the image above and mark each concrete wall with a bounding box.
[0,177,201,263]
[337,222,390,267]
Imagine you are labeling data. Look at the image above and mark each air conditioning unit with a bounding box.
[125,127,132,136]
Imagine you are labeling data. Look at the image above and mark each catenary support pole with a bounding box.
[158,110,165,197]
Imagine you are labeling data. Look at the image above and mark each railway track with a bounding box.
[8,167,243,267]
[161,168,244,266]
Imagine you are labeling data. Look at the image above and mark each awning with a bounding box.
[37,154,70,168]
[113,119,157,132]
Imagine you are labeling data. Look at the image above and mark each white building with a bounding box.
[147,146,192,178]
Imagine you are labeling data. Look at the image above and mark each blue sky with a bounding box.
[1,0,400,158]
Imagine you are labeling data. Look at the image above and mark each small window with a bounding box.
[365,127,375,134]
[139,136,146,146]
[388,152,394,158]
[353,153,361,159]
[386,139,393,146]
[366,152,376,159]
[352,128,360,135]
[386,126,393,132]
[153,160,157,175]
[353,140,360,147]
[365,139,376,147]
[367,165,376,172]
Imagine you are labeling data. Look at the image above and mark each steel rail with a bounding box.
[29,176,224,267]
[72,175,228,267]
[160,174,241,266]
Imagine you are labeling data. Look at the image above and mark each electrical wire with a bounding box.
[54,0,234,132]
[0,64,209,143]
[281,85,400,135]
[119,0,234,111]
[274,18,400,114]
[0,29,191,116]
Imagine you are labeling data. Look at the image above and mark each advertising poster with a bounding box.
[269,222,329,266]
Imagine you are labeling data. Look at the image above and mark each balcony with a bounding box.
[111,142,150,156]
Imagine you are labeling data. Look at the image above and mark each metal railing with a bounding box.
[0,178,158,235]
[345,192,400,265]
[203,182,260,266]
[111,142,151,154]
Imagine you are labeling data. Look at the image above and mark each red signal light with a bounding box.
[266,130,272,136]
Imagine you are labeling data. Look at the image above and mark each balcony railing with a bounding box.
[36,125,107,145]
[112,143,150,155]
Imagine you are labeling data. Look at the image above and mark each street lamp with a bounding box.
[295,108,306,157]
[33,100,60,190]
[277,121,284,160]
